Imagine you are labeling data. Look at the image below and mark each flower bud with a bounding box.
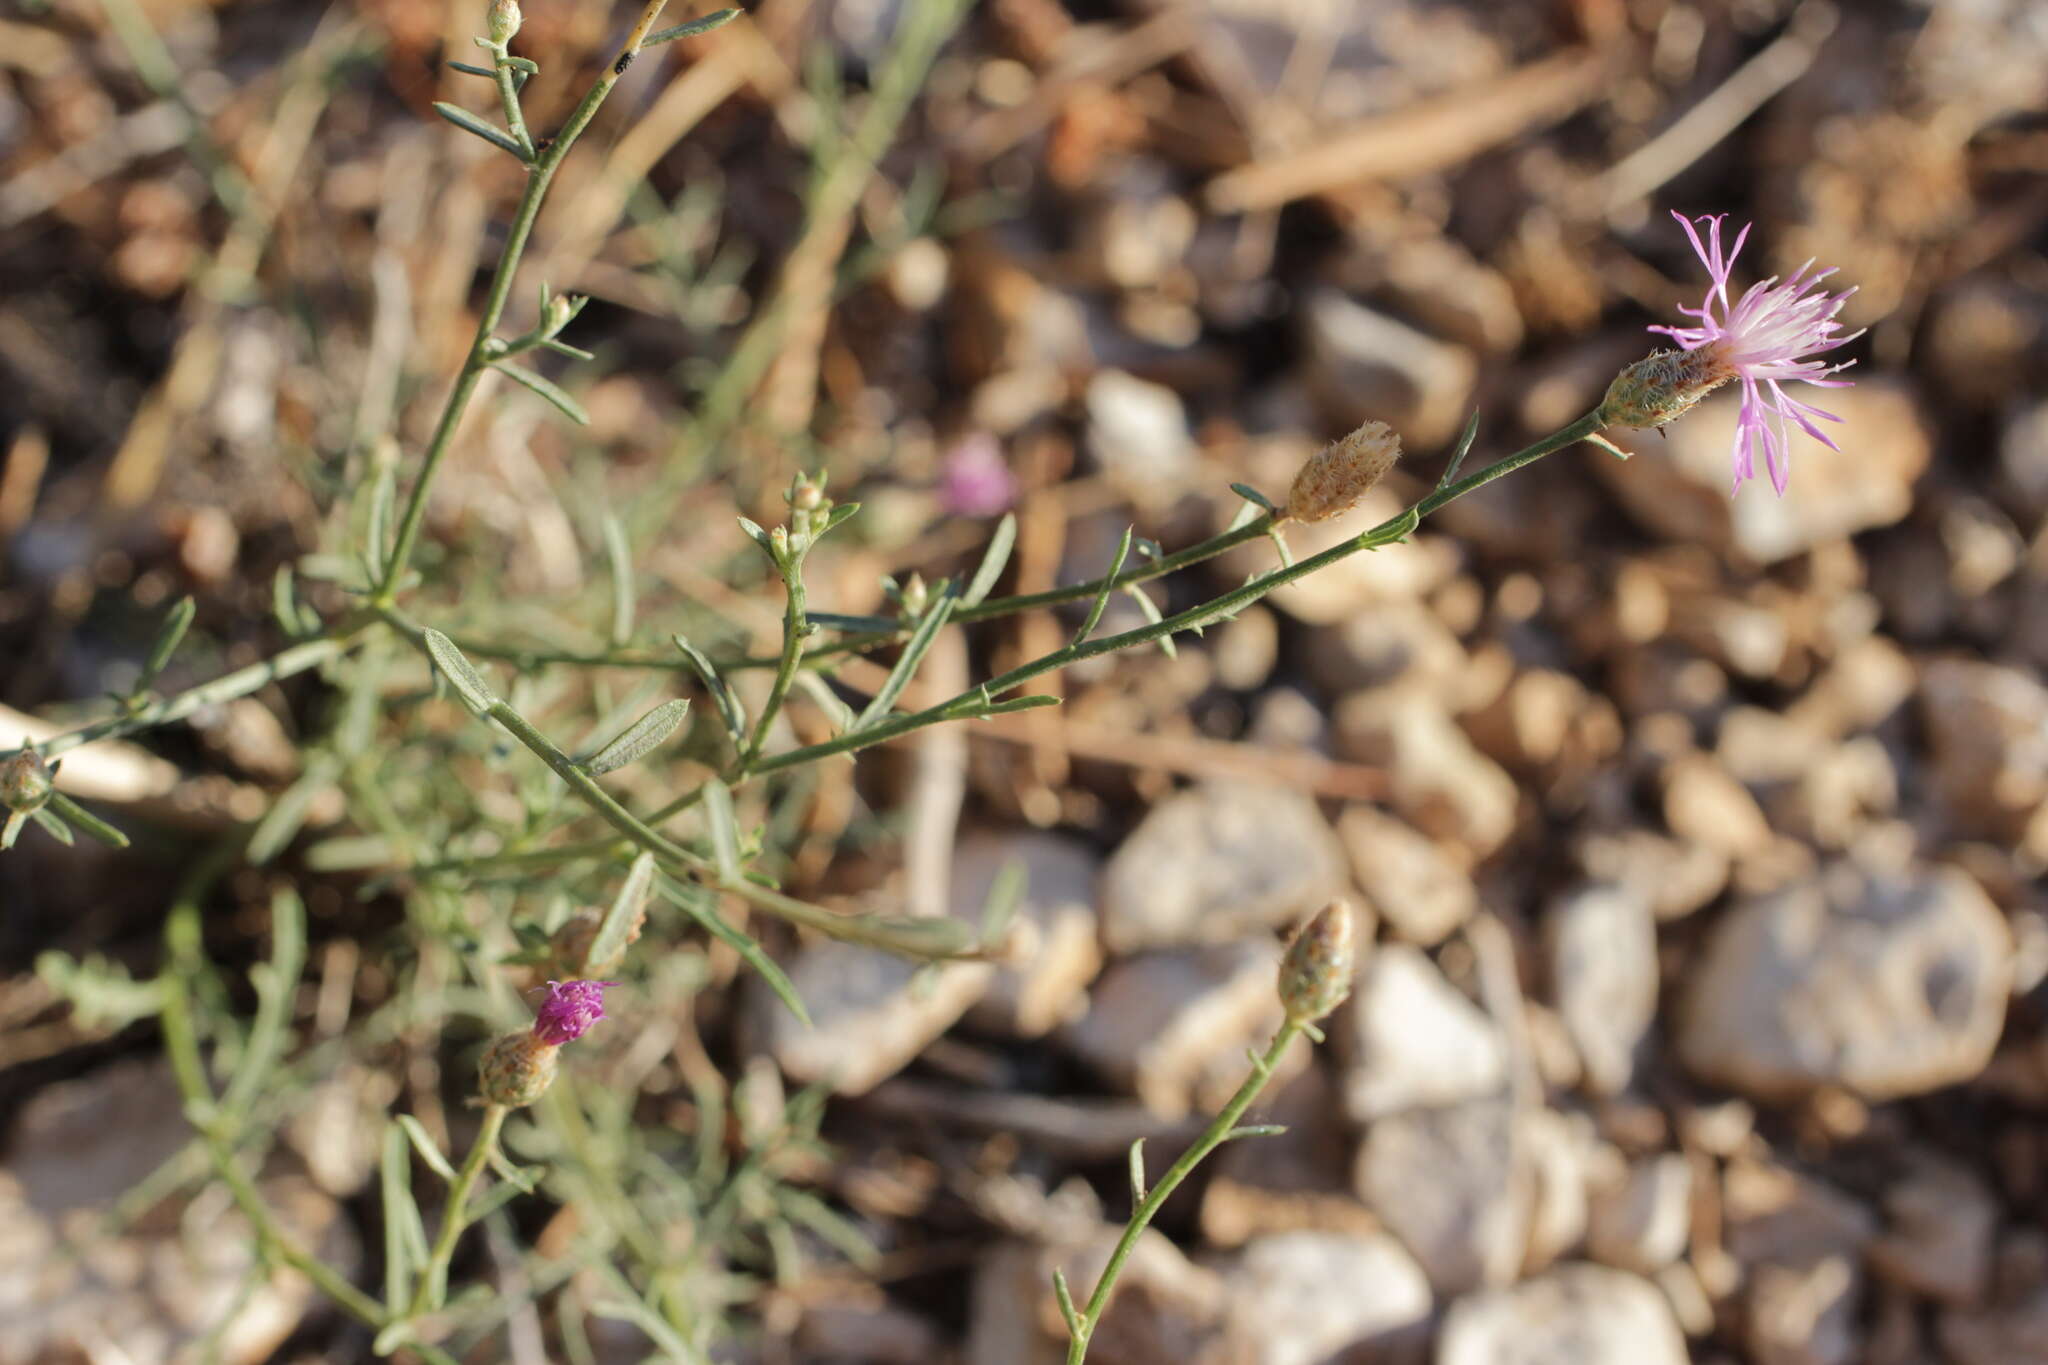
[540,293,576,339]
[1285,421,1402,524]
[478,1030,557,1106]
[486,0,522,45]
[1598,347,1735,430]
[789,477,825,513]
[899,572,929,618]
[2,749,51,815]
[532,978,616,1045]
[1277,900,1357,1025]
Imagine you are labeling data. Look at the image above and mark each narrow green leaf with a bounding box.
[820,501,861,535]
[380,1124,426,1309]
[1230,482,1276,511]
[29,807,73,846]
[220,889,306,1123]
[584,699,690,775]
[1224,1124,1288,1141]
[246,767,323,865]
[1053,1268,1083,1336]
[658,876,809,1027]
[589,851,656,970]
[982,694,1061,717]
[431,101,528,159]
[808,611,901,633]
[645,9,741,44]
[272,566,303,638]
[396,1115,458,1182]
[1,811,26,850]
[504,56,539,75]
[1363,506,1421,547]
[700,779,741,882]
[673,634,748,743]
[304,834,395,872]
[423,629,497,715]
[490,361,589,425]
[1438,408,1482,489]
[962,512,1017,607]
[977,855,1028,953]
[1128,1137,1148,1202]
[43,793,128,849]
[735,516,773,551]
[601,513,633,645]
[853,589,956,731]
[364,462,395,578]
[447,60,497,78]
[1072,527,1133,647]
[139,596,196,691]
[542,337,595,361]
[792,671,856,733]
[1122,583,1175,658]
[1267,526,1295,568]
[461,1177,530,1228]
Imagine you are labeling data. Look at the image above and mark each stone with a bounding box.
[1724,1158,1877,1265]
[1587,1154,1693,1274]
[1546,884,1657,1097]
[1355,1096,1526,1295]
[1098,783,1346,952]
[1085,369,1195,502]
[1920,657,2048,851]
[1338,804,1477,947]
[1662,753,1772,858]
[1221,1230,1433,1365]
[1520,1107,1593,1274]
[1335,692,1520,857]
[1437,1263,1691,1365]
[2000,397,2048,524]
[1223,485,1461,626]
[1602,381,1931,563]
[1574,829,1729,922]
[1337,944,1505,1121]
[1746,1258,1860,1365]
[1939,1292,2048,1365]
[951,831,1105,1037]
[1677,863,2012,1101]
[745,942,992,1097]
[1867,1158,1997,1307]
[1302,599,1469,700]
[1300,288,1478,448]
[1063,942,1305,1120]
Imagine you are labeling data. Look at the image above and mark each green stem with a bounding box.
[489,51,534,158]
[408,1103,508,1318]
[742,564,807,769]
[376,1,674,603]
[748,411,1603,776]
[1065,1023,1301,1363]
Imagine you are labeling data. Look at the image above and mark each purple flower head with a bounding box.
[938,433,1019,518]
[1651,211,1861,496]
[532,979,616,1045]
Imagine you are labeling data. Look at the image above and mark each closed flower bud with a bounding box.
[486,0,522,45]
[478,1030,557,1106]
[1598,348,1734,431]
[540,293,576,339]
[532,978,615,1045]
[1285,421,1402,524]
[1277,900,1357,1025]
[2,749,51,815]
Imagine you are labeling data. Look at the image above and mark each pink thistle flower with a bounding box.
[532,979,616,1045]
[937,433,1019,518]
[1650,211,1861,496]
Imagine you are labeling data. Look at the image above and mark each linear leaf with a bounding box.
[490,361,589,425]
[601,513,633,645]
[29,807,72,846]
[645,9,741,44]
[1073,527,1133,647]
[659,875,809,1027]
[395,1115,457,1182]
[1229,482,1276,511]
[977,854,1028,953]
[962,512,1017,607]
[431,101,527,159]
[380,1124,426,1309]
[1438,408,1483,489]
[139,596,196,690]
[854,588,956,730]
[584,699,689,775]
[424,629,498,715]
[982,694,1061,717]
[673,634,748,743]
[446,60,497,78]
[43,793,127,848]
[589,852,656,970]
[701,778,741,882]
[1122,583,1175,658]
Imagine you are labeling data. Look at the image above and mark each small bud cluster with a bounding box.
[2,749,52,816]
[1597,347,1735,432]
[1285,421,1402,524]
[786,472,832,547]
[1277,900,1357,1025]
[476,979,615,1107]
[486,0,522,46]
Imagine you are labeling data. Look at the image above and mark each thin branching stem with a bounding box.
[408,1103,508,1319]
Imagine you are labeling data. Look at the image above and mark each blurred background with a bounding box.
[3,0,2047,1361]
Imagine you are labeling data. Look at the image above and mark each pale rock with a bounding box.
[1939,1291,2048,1365]
[1574,829,1730,922]
[1655,1260,1717,1337]
[1064,941,1305,1120]
[1999,396,2048,523]
[1099,783,1347,952]
[1746,1257,1860,1365]
[1338,944,1506,1121]
[1339,805,1477,947]
[1201,1068,1380,1247]
[1355,1096,1527,1295]
[968,1232,1226,1365]
[746,943,992,1096]
[1920,657,2048,851]
[1546,884,1657,1096]
[1437,1263,1691,1365]
[1867,1158,1998,1307]
[1678,864,2012,1101]
[1335,691,1520,857]
[1602,381,1931,563]
[1520,1107,1592,1274]
[1662,753,1772,857]
[952,831,1105,1037]
[1774,737,1897,850]
[1587,1154,1693,1274]
[1303,599,1470,699]
[1300,287,1478,448]
[1717,706,1830,785]
[1723,1159,1877,1268]
[1787,636,1916,739]
[1086,369,1196,501]
[1224,485,1461,625]
[1212,605,1279,691]
[1222,1230,1433,1365]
